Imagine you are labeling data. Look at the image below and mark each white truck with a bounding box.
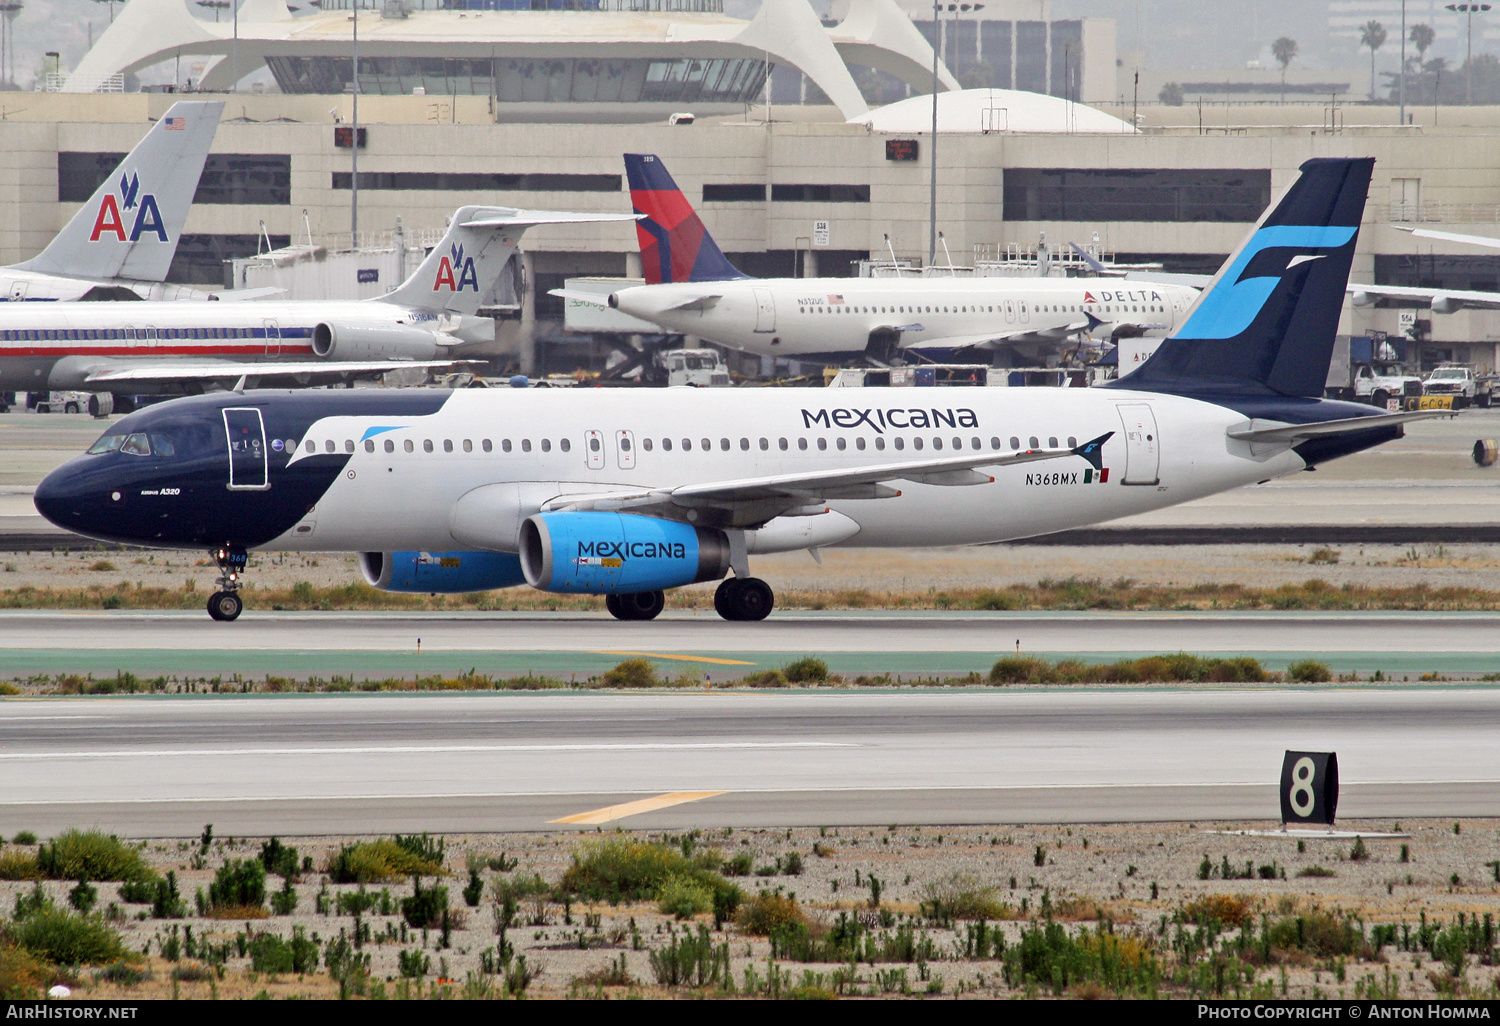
[664,348,731,387]
[1423,365,1488,407]
[1324,336,1424,408]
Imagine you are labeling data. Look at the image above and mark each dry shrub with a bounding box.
[37,830,152,882]
[1183,894,1254,929]
[0,944,48,999]
[0,851,40,881]
[600,659,659,689]
[735,892,805,936]
[326,840,444,884]
[207,904,270,920]
[920,872,1013,920]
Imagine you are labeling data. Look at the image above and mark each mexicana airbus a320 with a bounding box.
[34,157,1442,623]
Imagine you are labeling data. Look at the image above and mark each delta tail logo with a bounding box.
[432,242,479,292]
[88,170,168,244]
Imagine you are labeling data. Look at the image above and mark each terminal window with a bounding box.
[1003,168,1271,223]
[770,184,870,203]
[703,184,766,202]
[59,152,291,205]
[332,172,620,192]
[168,233,290,287]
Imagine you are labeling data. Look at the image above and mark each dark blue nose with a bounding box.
[34,458,119,540]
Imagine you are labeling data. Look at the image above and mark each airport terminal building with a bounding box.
[5,0,1500,376]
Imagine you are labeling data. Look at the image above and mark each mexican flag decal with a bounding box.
[1083,468,1110,484]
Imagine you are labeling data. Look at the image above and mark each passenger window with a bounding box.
[521,439,532,453]
[856,437,866,450]
[971,437,980,450]
[364,440,374,453]
[894,437,905,450]
[990,437,1001,449]
[463,439,473,453]
[815,438,825,451]
[739,438,749,451]
[759,438,769,451]
[482,439,492,453]
[719,438,729,451]
[325,440,336,453]
[778,438,788,451]
[444,439,454,453]
[1067,436,1077,448]
[560,438,571,453]
[423,440,434,453]
[344,440,355,453]
[1048,437,1058,448]
[836,437,846,451]
[914,438,924,450]
[385,439,395,453]
[541,439,552,452]
[1010,437,1020,449]
[662,438,673,451]
[702,438,711,451]
[682,438,692,451]
[954,437,963,450]
[933,438,943,450]
[1029,437,1039,449]
[304,440,315,453]
[797,438,808,451]
[589,436,601,452]
[641,438,652,451]
[404,439,414,453]
[502,439,512,453]
[617,438,627,452]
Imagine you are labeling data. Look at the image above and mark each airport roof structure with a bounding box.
[66,0,962,122]
[850,87,1136,134]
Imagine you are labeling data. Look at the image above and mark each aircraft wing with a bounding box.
[80,359,472,388]
[1347,283,1500,312]
[462,210,642,230]
[901,329,1041,350]
[210,287,286,302]
[548,287,721,313]
[549,288,607,306]
[1392,225,1500,250]
[543,432,1112,528]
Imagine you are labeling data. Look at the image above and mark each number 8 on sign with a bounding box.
[1279,750,1339,827]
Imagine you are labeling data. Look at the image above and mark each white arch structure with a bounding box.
[65,0,959,121]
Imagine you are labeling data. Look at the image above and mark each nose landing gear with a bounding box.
[206,546,248,622]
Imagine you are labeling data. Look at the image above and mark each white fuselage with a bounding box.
[609,277,1200,358]
[0,269,213,304]
[270,386,1302,554]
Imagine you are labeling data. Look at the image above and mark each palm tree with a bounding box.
[1410,22,1436,60]
[1361,20,1387,101]
[1272,36,1299,102]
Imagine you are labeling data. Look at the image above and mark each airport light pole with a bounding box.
[1446,3,1491,104]
[929,2,981,267]
[351,0,360,240]
[1399,0,1406,124]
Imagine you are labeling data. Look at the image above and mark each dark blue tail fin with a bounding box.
[1110,157,1373,397]
[624,153,749,284]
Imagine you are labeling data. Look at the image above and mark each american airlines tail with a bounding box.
[624,153,749,285]
[1112,157,1373,398]
[382,205,641,316]
[18,100,223,283]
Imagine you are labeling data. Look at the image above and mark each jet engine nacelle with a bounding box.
[313,322,445,360]
[360,550,527,593]
[519,512,730,594]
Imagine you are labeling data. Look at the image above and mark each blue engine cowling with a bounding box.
[360,550,527,593]
[519,512,730,594]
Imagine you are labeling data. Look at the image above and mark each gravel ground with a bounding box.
[4,541,1500,596]
[7,819,1499,1000]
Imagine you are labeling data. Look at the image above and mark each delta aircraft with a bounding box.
[1,99,223,303]
[35,157,1444,623]
[0,205,635,410]
[553,154,1202,364]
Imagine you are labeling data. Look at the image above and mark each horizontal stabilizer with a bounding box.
[461,210,641,230]
[82,359,473,386]
[1227,410,1451,445]
[210,287,286,302]
[1391,225,1500,250]
[548,288,608,306]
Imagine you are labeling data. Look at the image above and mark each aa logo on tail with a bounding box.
[89,171,168,244]
[432,243,479,292]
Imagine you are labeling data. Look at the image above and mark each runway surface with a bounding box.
[1,688,1497,836]
[2,609,1500,677]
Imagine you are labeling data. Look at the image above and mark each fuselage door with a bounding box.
[584,429,605,469]
[8,282,26,301]
[615,429,636,470]
[223,407,270,491]
[1116,403,1160,486]
[145,325,158,349]
[263,320,282,357]
[753,288,775,332]
[1003,300,1015,324]
[1019,301,1030,324]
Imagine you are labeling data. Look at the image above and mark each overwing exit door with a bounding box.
[753,288,775,332]
[1116,403,1159,486]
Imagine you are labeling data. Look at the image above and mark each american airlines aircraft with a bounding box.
[35,157,1439,623]
[554,154,1201,364]
[2,100,222,303]
[0,205,635,410]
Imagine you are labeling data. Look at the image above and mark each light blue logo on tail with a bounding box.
[1177,225,1357,341]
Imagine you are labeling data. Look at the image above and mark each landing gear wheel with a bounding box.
[714,577,775,621]
[606,590,666,621]
[207,591,243,622]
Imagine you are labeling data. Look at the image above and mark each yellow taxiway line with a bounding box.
[591,650,755,666]
[550,790,727,825]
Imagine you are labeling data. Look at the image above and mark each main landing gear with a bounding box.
[714,576,774,622]
[206,546,247,622]
[605,590,666,621]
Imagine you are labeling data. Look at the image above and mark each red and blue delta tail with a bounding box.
[625,154,749,284]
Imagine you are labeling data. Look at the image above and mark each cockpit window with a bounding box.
[150,434,176,457]
[87,434,125,455]
[119,433,152,456]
